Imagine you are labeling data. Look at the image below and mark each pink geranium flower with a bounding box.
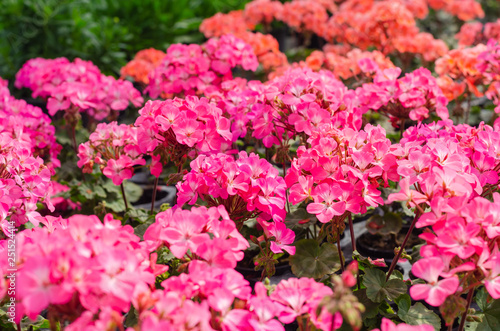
[307,182,346,223]
[374,318,434,331]
[409,257,459,306]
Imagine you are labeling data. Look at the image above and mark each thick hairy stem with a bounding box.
[151,177,159,214]
[121,182,129,211]
[458,288,475,331]
[386,209,422,281]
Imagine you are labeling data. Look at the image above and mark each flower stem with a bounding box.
[348,213,356,252]
[282,161,290,214]
[348,213,361,288]
[151,177,159,215]
[121,182,129,211]
[400,118,405,140]
[458,288,475,331]
[386,209,422,281]
[337,229,345,273]
[71,123,78,154]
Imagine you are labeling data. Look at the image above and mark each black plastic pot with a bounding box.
[356,224,423,261]
[284,321,299,331]
[132,185,176,210]
[235,263,292,288]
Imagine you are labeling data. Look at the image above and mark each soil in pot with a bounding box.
[235,251,291,286]
[356,225,424,261]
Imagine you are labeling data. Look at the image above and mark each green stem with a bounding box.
[282,161,290,214]
[386,209,422,281]
[151,177,159,215]
[121,182,129,211]
[71,123,78,154]
[400,118,405,140]
[337,229,345,273]
[458,288,474,331]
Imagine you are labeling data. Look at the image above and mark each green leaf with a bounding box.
[354,289,381,319]
[123,180,143,203]
[134,219,155,240]
[124,305,138,327]
[389,269,404,281]
[396,293,411,314]
[78,182,97,199]
[126,208,153,223]
[363,268,407,302]
[290,239,340,279]
[474,288,500,331]
[399,302,441,331]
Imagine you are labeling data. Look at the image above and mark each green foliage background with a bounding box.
[0,0,250,82]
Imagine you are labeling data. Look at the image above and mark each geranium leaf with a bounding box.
[290,239,340,279]
[363,268,407,302]
[354,289,381,319]
[399,302,441,331]
[472,288,500,331]
[395,293,411,314]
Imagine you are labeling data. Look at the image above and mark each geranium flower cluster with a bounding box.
[305,47,395,80]
[325,1,418,55]
[125,262,343,331]
[15,57,143,120]
[392,32,448,63]
[276,0,329,37]
[77,121,146,185]
[387,121,500,309]
[357,66,449,123]
[0,214,158,325]
[477,40,500,124]
[375,318,434,331]
[120,48,166,85]
[240,32,289,71]
[251,67,364,148]
[134,97,234,173]
[200,10,255,39]
[435,44,487,101]
[145,34,259,99]
[204,0,331,38]
[243,0,283,27]
[427,0,484,21]
[0,78,61,169]
[286,124,399,224]
[455,19,500,47]
[176,152,287,225]
[199,5,288,71]
[325,0,448,62]
[204,78,264,141]
[144,206,249,268]
[0,133,54,232]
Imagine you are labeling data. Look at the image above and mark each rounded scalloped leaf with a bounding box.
[289,239,340,279]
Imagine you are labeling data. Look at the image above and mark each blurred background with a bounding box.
[2,0,500,84]
[0,0,250,81]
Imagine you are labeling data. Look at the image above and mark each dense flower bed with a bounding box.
[2,0,500,330]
